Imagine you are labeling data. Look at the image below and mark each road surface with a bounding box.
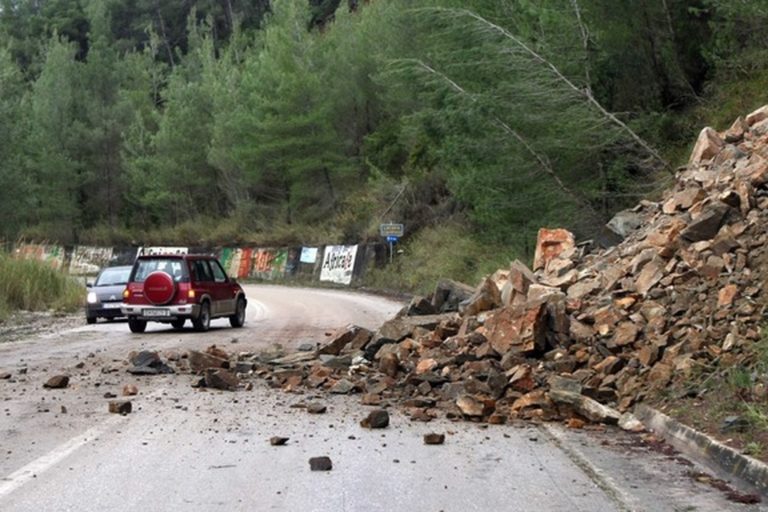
[0,285,763,511]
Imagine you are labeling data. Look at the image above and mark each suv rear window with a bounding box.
[132,258,189,283]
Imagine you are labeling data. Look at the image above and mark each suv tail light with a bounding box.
[123,289,130,299]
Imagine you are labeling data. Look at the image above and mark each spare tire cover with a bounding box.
[144,271,176,305]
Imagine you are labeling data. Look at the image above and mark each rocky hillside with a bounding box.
[195,105,768,427]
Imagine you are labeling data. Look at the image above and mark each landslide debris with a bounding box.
[116,106,768,431]
[229,105,768,427]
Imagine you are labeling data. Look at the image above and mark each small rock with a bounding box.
[298,343,315,352]
[43,375,69,389]
[0,371,11,380]
[309,456,333,471]
[108,400,132,415]
[330,379,355,394]
[270,436,289,446]
[60,405,67,414]
[122,384,138,396]
[307,403,327,414]
[361,409,390,429]
[103,392,117,399]
[423,433,445,445]
[204,369,240,391]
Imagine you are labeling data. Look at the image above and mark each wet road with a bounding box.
[0,285,763,511]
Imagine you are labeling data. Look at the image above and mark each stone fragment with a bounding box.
[718,284,738,307]
[618,413,645,432]
[533,228,575,271]
[204,369,240,391]
[402,296,437,316]
[0,371,10,380]
[689,127,724,165]
[423,433,445,445]
[188,350,229,372]
[681,203,730,243]
[460,277,501,316]
[432,279,475,313]
[416,358,438,374]
[307,403,327,414]
[606,210,643,238]
[309,456,333,471]
[379,352,400,378]
[108,400,132,415]
[43,375,69,389]
[746,105,768,126]
[548,390,620,424]
[330,379,356,394]
[485,301,548,355]
[724,116,749,143]
[318,325,364,356]
[270,436,289,446]
[361,409,390,429]
[456,395,490,417]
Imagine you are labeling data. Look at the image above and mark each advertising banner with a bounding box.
[320,245,358,285]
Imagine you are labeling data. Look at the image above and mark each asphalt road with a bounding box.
[0,285,764,511]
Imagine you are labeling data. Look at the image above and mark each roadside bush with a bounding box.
[0,254,83,321]
[363,221,517,295]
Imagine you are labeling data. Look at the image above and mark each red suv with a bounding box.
[121,254,247,333]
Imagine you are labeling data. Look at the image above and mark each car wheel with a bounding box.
[128,317,147,333]
[86,316,97,325]
[229,297,246,328]
[192,302,211,332]
[171,319,186,330]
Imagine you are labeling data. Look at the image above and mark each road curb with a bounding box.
[635,403,768,496]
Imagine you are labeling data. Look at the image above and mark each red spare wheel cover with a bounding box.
[144,271,176,305]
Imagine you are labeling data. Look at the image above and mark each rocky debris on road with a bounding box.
[204,368,240,391]
[105,110,768,434]
[43,375,69,389]
[122,384,138,396]
[360,409,390,429]
[108,400,132,415]
[307,403,327,414]
[423,433,445,445]
[127,351,174,375]
[309,456,333,471]
[0,371,11,380]
[208,105,768,429]
[270,436,289,446]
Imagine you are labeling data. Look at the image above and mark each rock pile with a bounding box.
[237,106,768,426]
[127,106,768,427]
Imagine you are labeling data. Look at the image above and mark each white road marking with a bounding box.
[0,416,124,498]
[0,389,165,500]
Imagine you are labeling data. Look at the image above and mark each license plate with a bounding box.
[143,308,170,317]
[104,303,122,309]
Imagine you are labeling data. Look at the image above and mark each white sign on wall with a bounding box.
[300,247,319,264]
[319,245,358,285]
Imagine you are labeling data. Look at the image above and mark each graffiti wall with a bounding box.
[320,245,358,285]
[7,242,384,284]
[14,243,66,270]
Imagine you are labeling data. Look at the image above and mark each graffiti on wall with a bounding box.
[69,246,114,275]
[249,248,289,280]
[320,245,358,285]
[137,246,188,257]
[14,243,66,270]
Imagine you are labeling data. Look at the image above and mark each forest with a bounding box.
[0,0,767,288]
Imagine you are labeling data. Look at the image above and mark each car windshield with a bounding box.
[95,267,131,286]
[132,258,188,283]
